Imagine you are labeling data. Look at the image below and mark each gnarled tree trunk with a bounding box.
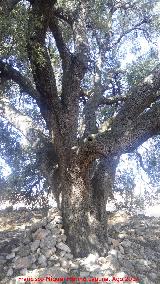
[39,128,119,257]
[60,159,108,257]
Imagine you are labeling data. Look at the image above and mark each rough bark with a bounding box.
[61,160,108,257]
[92,156,119,219]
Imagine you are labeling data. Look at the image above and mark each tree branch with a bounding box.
[27,0,61,124]
[123,102,160,152]
[114,19,151,46]
[83,99,98,138]
[98,95,127,106]
[53,7,73,26]
[111,68,160,132]
[82,82,110,137]
[49,2,91,146]
[135,151,147,172]
[83,92,126,138]
[0,60,40,103]
[78,102,160,170]
[82,67,160,152]
[49,16,71,67]
[73,1,90,69]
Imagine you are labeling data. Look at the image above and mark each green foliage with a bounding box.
[0,2,29,62]
[126,50,159,88]
[0,87,48,207]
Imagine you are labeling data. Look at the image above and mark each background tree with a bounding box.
[0,0,160,257]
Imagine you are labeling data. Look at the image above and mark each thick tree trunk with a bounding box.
[92,156,119,217]
[60,163,108,258]
[41,149,119,257]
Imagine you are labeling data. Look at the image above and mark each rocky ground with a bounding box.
[0,207,160,284]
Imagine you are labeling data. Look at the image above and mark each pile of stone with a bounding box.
[2,208,80,277]
[1,209,160,284]
[107,213,160,284]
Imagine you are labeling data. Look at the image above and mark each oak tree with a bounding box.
[0,0,160,257]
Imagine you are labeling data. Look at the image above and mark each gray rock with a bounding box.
[54,263,61,267]
[140,246,145,254]
[32,264,37,269]
[54,216,62,224]
[84,253,99,265]
[140,276,152,284]
[49,255,59,262]
[56,242,71,253]
[59,251,66,257]
[31,222,41,232]
[19,268,28,275]
[5,206,13,212]
[108,237,112,245]
[119,245,125,254]
[23,237,31,245]
[46,220,56,230]
[40,235,57,249]
[6,253,15,260]
[18,245,30,257]
[0,259,7,265]
[101,255,120,272]
[60,258,70,270]
[118,232,128,238]
[121,240,132,248]
[108,249,118,258]
[69,262,79,269]
[12,247,20,253]
[32,228,50,240]
[55,224,63,229]
[97,257,107,264]
[41,218,48,227]
[42,248,56,258]
[1,209,160,284]
[86,264,100,272]
[148,272,157,281]
[7,268,13,277]
[13,256,33,269]
[37,247,41,254]
[48,260,53,267]
[65,253,73,260]
[0,255,6,260]
[38,255,47,267]
[47,208,59,219]
[30,240,40,252]
[123,260,135,271]
[101,268,114,276]
[60,235,67,242]
[31,255,37,263]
